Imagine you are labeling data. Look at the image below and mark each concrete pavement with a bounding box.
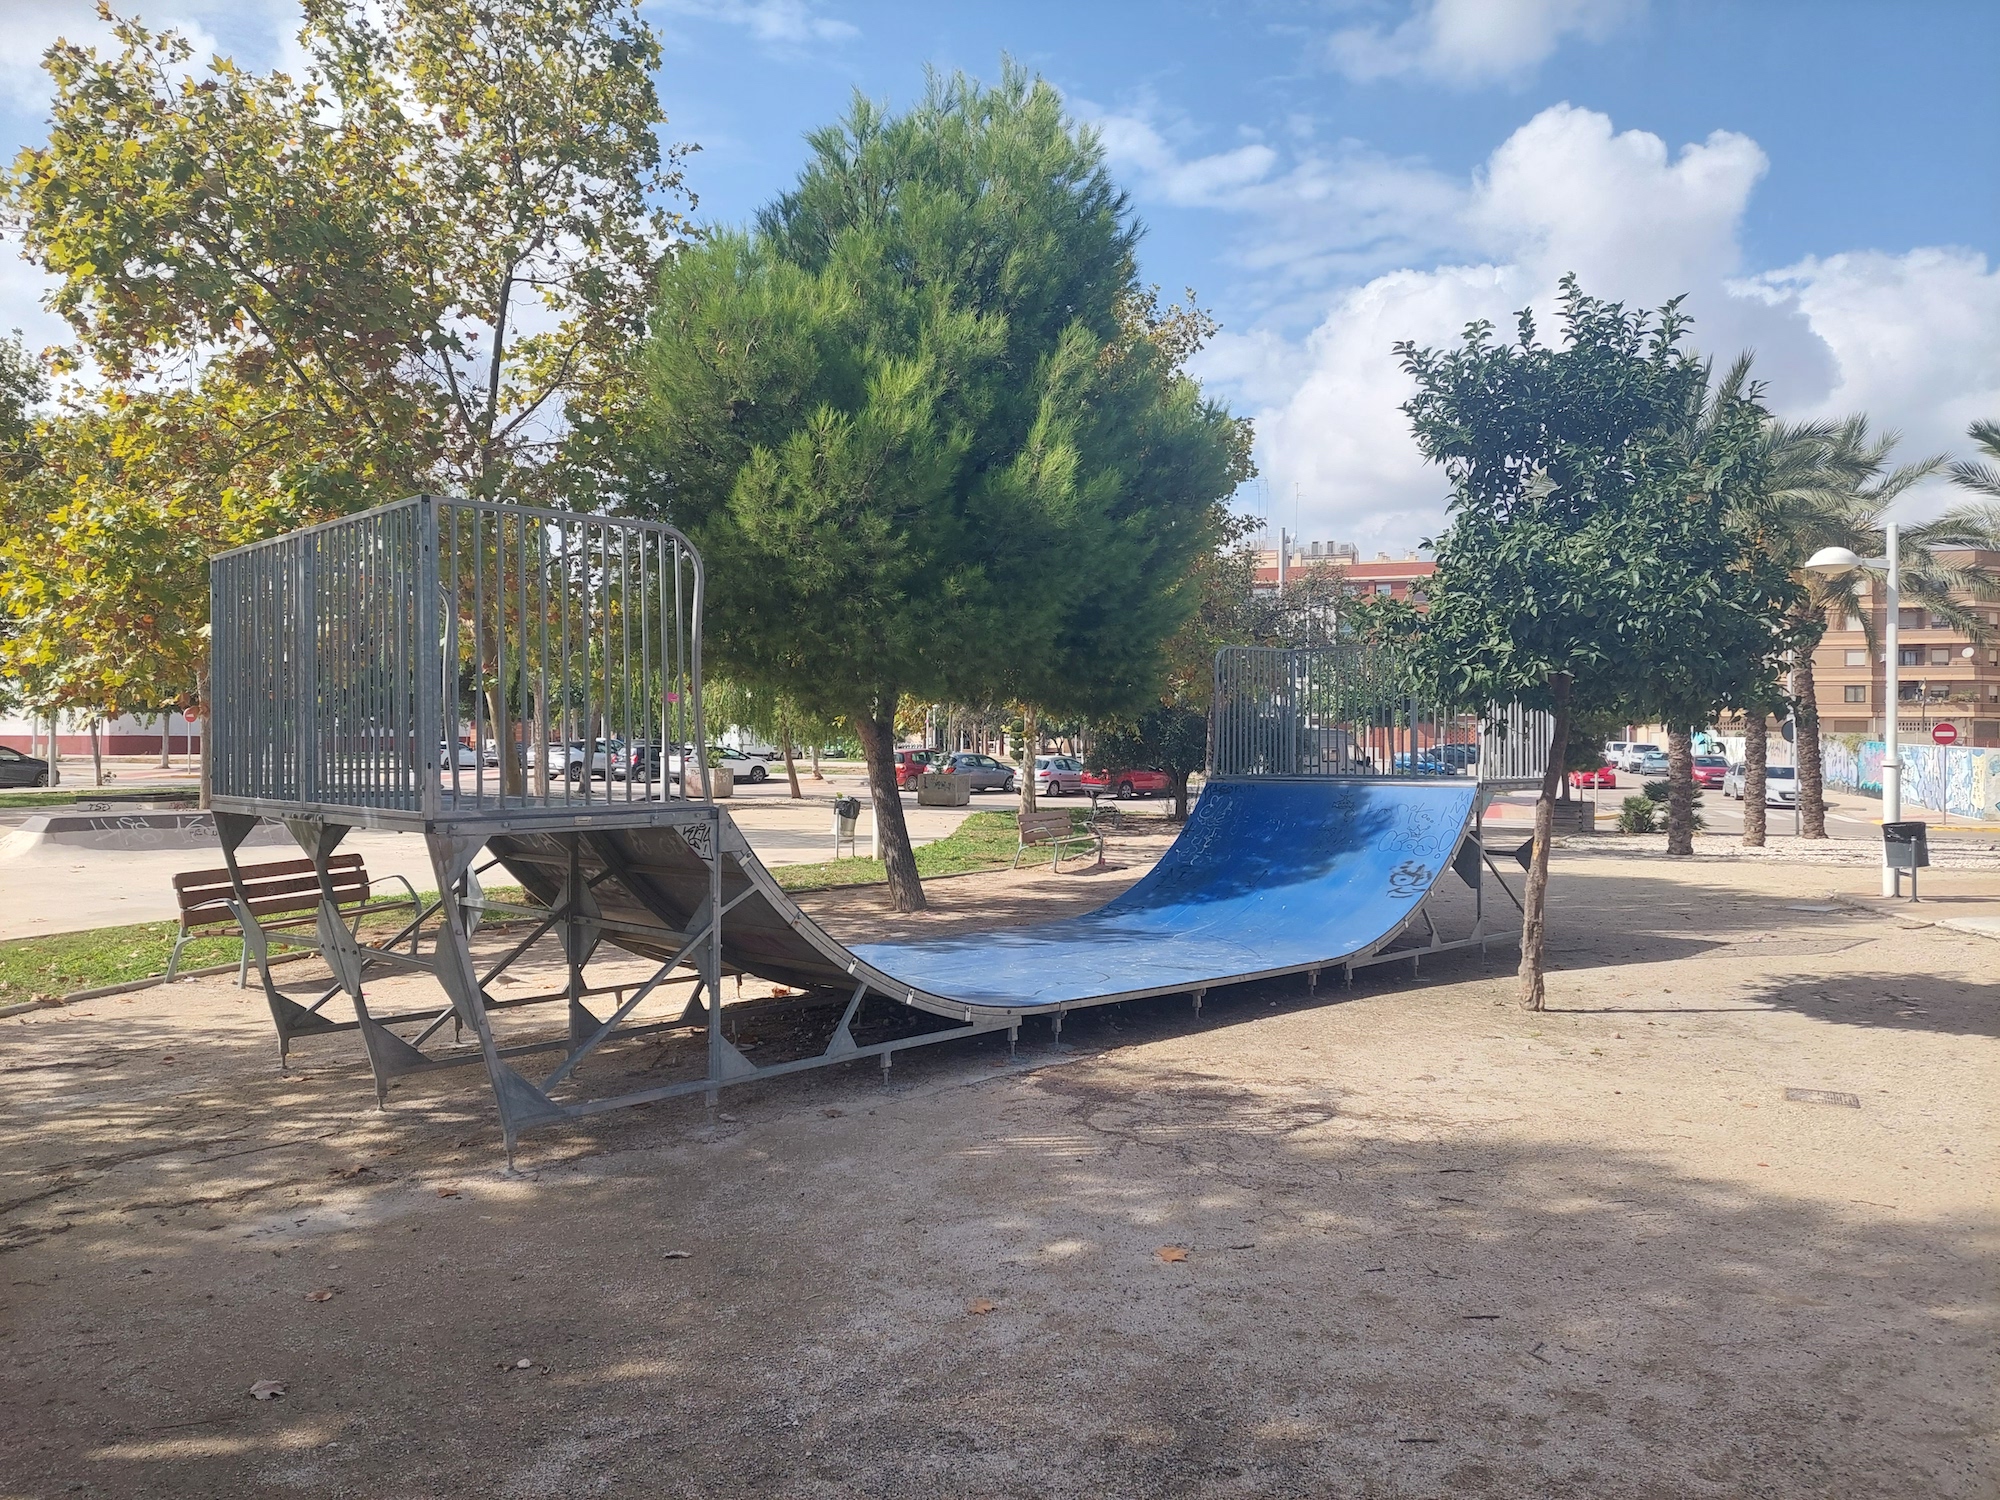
[0,770,984,941]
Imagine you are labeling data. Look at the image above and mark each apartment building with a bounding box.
[1250,534,1435,601]
[1812,548,2000,747]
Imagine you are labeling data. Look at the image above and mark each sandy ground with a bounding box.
[0,841,1994,1498]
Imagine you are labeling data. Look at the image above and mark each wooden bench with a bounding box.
[1012,809,1104,872]
[169,854,423,985]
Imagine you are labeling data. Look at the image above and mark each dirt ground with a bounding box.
[1,838,1995,1499]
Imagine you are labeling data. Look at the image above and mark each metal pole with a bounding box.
[1882,520,1901,897]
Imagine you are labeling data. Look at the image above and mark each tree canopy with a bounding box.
[625,67,1251,908]
[1392,277,1799,1007]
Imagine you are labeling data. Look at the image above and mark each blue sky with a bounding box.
[3,0,1995,548]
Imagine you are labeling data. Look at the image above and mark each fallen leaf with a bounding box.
[1154,1246,1189,1263]
[513,1358,533,1370]
[304,1288,338,1303]
[966,1299,996,1315]
[436,1186,460,1198]
[248,1379,288,1401]
[331,1164,372,1180]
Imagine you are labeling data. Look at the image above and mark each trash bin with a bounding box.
[832,795,861,857]
[1882,819,1928,898]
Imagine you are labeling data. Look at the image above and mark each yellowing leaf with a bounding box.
[1154,1245,1189,1263]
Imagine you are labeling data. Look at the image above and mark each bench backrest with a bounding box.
[174,854,371,930]
[1018,810,1073,844]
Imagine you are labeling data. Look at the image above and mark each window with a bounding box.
[1930,647,1951,666]
[1843,686,1866,703]
[1843,650,1866,667]
[1898,648,1922,666]
[1898,608,1925,630]
[1375,582,1392,595]
[0,747,19,762]
[1929,613,1952,629]
[1844,614,1865,633]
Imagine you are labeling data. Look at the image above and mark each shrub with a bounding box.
[1617,795,1659,834]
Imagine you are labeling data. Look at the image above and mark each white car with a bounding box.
[1034,755,1086,796]
[708,746,774,784]
[440,740,480,768]
[1618,742,1662,772]
[1604,740,1633,767]
[1721,763,1799,806]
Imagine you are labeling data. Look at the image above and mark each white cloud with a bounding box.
[1167,104,2000,551]
[1329,0,1642,86]
[1739,248,2000,497]
[649,0,856,48]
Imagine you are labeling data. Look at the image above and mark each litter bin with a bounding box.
[832,795,861,858]
[1882,820,1928,899]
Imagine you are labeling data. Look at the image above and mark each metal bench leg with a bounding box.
[166,929,189,983]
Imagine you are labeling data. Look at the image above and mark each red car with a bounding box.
[1568,765,1616,789]
[1083,766,1170,799]
[1692,755,1728,789]
[893,748,938,789]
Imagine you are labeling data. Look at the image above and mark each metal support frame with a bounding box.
[222,805,1010,1165]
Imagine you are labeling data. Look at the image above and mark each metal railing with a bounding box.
[1208,646,1550,787]
[210,495,706,822]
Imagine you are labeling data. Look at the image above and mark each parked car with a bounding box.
[1634,750,1670,777]
[1433,742,1480,768]
[1082,766,1170,799]
[548,738,621,781]
[706,745,773,784]
[1392,750,1465,776]
[1722,763,1800,806]
[440,740,481,768]
[1604,740,1633,767]
[1617,742,1662,772]
[943,752,1016,794]
[1034,755,1087,797]
[1692,755,1729,789]
[0,744,51,787]
[1569,764,1617,790]
[893,748,938,788]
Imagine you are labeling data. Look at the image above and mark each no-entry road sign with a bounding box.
[1932,722,1958,745]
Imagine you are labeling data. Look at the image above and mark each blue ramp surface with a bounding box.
[851,779,1476,1009]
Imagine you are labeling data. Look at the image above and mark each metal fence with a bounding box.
[211,495,705,822]
[1209,647,1550,787]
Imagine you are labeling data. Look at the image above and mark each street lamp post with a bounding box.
[1806,522,1901,896]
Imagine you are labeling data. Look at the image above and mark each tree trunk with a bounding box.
[485,683,527,797]
[784,716,808,812]
[1518,673,1572,1012]
[1018,704,1038,816]
[854,704,925,913]
[1665,724,1695,856]
[158,712,172,770]
[1742,711,1767,847]
[810,742,823,780]
[90,718,104,787]
[1791,653,1827,838]
[1170,769,1191,822]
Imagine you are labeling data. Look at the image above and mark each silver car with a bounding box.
[944,752,1017,794]
[1034,755,1086,796]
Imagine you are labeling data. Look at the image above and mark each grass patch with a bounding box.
[772,808,1094,894]
[0,884,526,1005]
[0,788,198,809]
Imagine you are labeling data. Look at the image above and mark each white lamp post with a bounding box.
[1806,521,1900,895]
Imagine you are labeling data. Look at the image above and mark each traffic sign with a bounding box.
[1932,721,1958,745]
[183,707,199,723]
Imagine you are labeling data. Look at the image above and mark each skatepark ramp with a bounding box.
[206,505,1543,1159]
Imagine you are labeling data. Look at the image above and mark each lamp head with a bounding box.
[1803,546,1863,572]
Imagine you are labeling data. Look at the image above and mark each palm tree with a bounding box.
[1774,420,2000,830]
[1943,417,2000,534]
